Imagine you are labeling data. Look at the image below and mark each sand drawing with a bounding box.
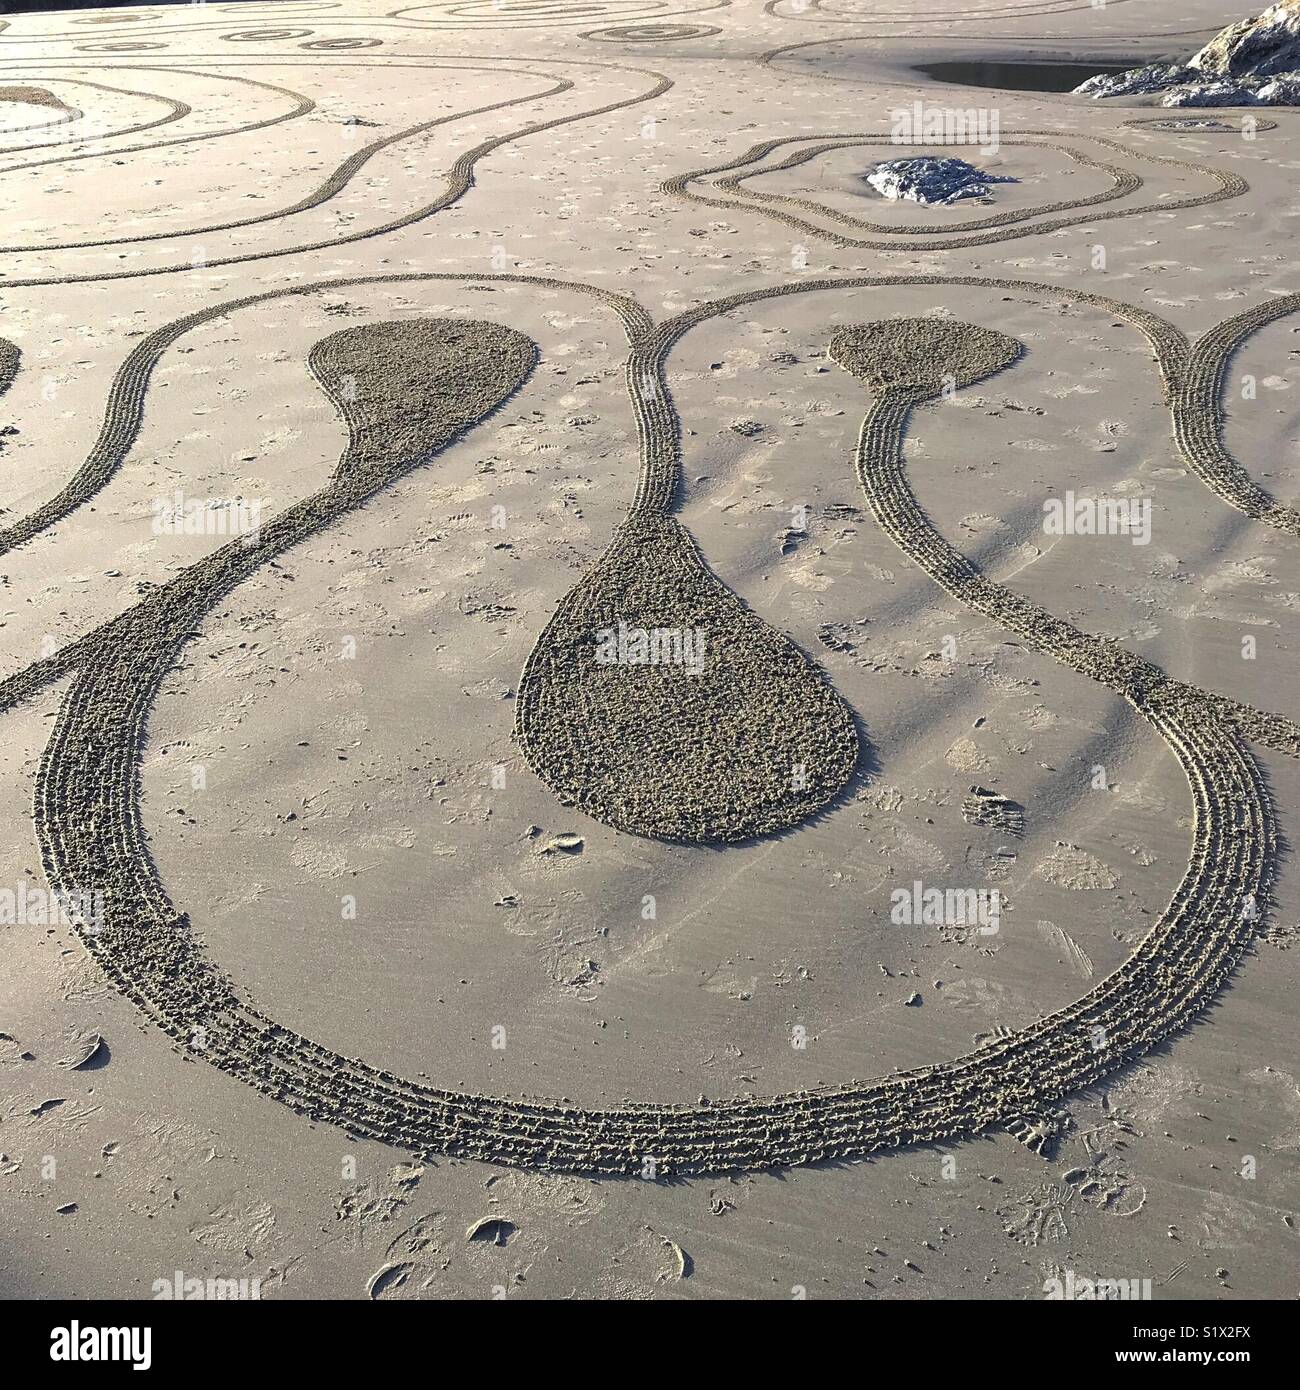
[0,69,311,177]
[73,41,170,54]
[514,506,860,842]
[221,30,319,44]
[762,0,1164,33]
[301,36,387,48]
[1,262,1297,1174]
[0,59,672,290]
[0,82,78,138]
[1,3,1297,1213]
[0,64,576,254]
[666,125,1250,251]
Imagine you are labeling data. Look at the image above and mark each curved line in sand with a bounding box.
[0,72,190,164]
[385,0,731,28]
[758,26,1234,75]
[0,272,647,563]
[761,0,1210,38]
[580,23,723,41]
[0,66,311,176]
[0,1,728,44]
[1124,115,1280,133]
[0,86,82,142]
[775,0,1129,17]
[0,60,671,289]
[1174,294,1300,538]
[0,63,573,254]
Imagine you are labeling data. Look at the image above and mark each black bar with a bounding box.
[7,1298,1288,1373]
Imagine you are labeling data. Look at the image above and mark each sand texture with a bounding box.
[1,0,1298,1302]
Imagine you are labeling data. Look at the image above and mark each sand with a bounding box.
[1,0,1298,1300]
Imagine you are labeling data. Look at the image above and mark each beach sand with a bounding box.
[0,0,1297,1300]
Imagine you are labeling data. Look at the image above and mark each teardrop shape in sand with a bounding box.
[830,318,1022,398]
[517,514,859,843]
[308,317,538,490]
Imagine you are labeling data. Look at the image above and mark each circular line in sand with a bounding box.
[666,125,1246,252]
[299,36,385,49]
[0,62,672,288]
[74,42,170,54]
[386,0,730,28]
[1125,115,1279,135]
[717,134,1136,237]
[220,28,316,42]
[0,66,313,183]
[766,0,1138,24]
[0,63,576,257]
[582,22,721,39]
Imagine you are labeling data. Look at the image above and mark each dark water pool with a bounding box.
[914,59,1138,93]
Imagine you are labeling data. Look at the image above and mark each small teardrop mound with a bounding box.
[830,318,1022,399]
[517,514,859,843]
[307,317,538,491]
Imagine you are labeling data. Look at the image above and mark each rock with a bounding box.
[1257,71,1300,99]
[1160,79,1261,107]
[1073,63,1193,98]
[1075,3,1300,104]
[1188,0,1300,78]
[865,156,1017,206]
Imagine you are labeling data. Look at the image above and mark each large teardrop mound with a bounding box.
[517,514,859,843]
[830,318,1022,399]
[307,317,537,491]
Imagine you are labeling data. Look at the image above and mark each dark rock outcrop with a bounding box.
[865,156,1018,205]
